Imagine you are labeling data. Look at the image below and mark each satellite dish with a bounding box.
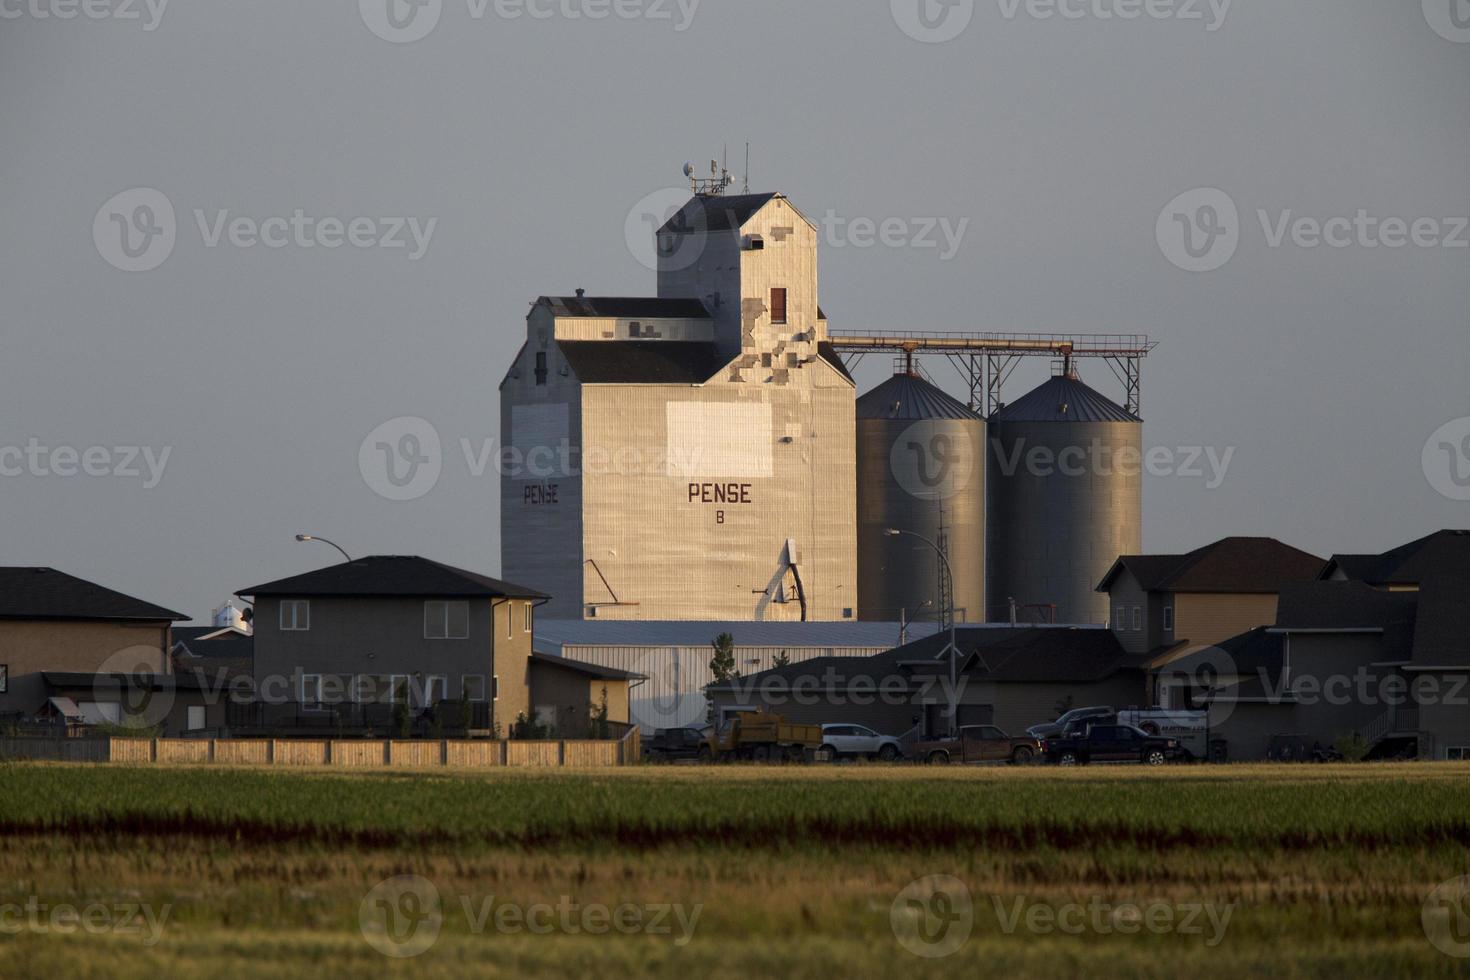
[683,163,695,178]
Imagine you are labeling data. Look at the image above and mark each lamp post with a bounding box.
[886,528,959,737]
[294,534,352,563]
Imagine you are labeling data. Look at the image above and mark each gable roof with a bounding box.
[657,193,781,234]
[1321,530,1470,586]
[238,557,547,600]
[539,296,711,320]
[557,340,725,385]
[1274,581,1418,662]
[0,568,185,622]
[1098,537,1325,594]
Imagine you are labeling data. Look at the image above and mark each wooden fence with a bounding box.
[0,729,640,769]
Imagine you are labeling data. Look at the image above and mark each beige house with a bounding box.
[0,567,185,729]
[500,190,858,622]
[1097,537,1326,661]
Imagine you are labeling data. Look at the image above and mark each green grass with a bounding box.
[2,762,1469,978]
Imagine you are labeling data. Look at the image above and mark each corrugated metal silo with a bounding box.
[857,373,985,625]
[986,371,1142,625]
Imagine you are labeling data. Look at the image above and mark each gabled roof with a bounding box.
[238,557,547,600]
[1321,530,1470,586]
[528,652,646,681]
[1163,627,1285,677]
[557,341,725,385]
[657,193,781,234]
[538,296,711,320]
[0,568,185,622]
[1098,538,1325,594]
[991,375,1140,424]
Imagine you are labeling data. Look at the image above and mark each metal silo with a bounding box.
[857,373,985,625]
[986,370,1142,625]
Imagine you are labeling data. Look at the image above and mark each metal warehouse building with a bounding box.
[500,187,858,622]
[534,619,940,731]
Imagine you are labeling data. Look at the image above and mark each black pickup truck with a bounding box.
[1040,723,1182,766]
[641,727,709,763]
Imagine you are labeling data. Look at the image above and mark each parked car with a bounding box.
[1041,723,1182,766]
[1026,706,1116,740]
[642,726,709,763]
[912,725,1042,765]
[819,723,903,762]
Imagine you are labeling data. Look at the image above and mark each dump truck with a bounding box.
[697,711,823,763]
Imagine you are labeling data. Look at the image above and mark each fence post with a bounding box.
[558,740,567,767]
[209,738,217,763]
[440,740,448,767]
[150,738,159,763]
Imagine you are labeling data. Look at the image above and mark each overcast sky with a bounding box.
[1,0,1466,621]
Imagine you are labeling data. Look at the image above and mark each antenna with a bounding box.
[686,154,734,197]
[744,142,750,193]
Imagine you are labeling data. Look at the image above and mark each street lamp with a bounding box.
[294,535,352,563]
[886,528,960,737]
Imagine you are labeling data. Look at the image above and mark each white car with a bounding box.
[820,723,903,762]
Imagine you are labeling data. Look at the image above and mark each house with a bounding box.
[1319,529,1470,590]
[1096,537,1326,675]
[1158,530,1470,760]
[236,556,546,735]
[706,625,1145,739]
[0,567,187,731]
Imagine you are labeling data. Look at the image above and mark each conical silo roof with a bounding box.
[856,374,980,421]
[991,375,1140,423]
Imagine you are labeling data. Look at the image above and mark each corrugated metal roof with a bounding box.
[536,619,942,653]
[856,374,979,421]
[991,375,1141,423]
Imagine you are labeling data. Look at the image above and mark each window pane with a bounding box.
[447,601,469,639]
[524,602,534,632]
[425,601,445,639]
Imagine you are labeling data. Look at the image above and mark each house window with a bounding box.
[387,674,411,704]
[770,288,788,324]
[424,675,448,706]
[1448,747,1470,761]
[1163,606,1174,632]
[534,351,548,385]
[506,605,513,640]
[1115,607,1125,630]
[350,674,373,703]
[0,663,7,693]
[463,675,487,702]
[280,600,310,631]
[1131,606,1142,631]
[492,675,500,701]
[523,602,534,633]
[425,600,470,640]
[299,674,323,705]
[187,706,206,731]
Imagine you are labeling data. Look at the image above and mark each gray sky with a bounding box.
[1,0,1466,621]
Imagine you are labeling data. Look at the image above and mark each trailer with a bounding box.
[1115,707,1210,760]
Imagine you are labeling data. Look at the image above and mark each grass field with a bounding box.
[2,762,1470,978]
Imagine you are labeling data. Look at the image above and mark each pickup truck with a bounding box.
[642,726,709,763]
[911,725,1042,765]
[1026,705,1116,740]
[1040,723,1182,766]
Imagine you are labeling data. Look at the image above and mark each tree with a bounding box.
[710,633,738,684]
[773,650,791,668]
